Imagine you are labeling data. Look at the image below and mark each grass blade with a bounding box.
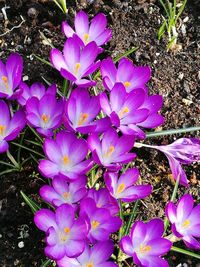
[20,191,41,214]
[32,54,52,68]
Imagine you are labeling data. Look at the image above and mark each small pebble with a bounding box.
[18,241,24,248]
[23,75,29,81]
[27,7,38,19]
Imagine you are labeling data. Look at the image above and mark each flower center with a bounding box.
[117,183,125,194]
[119,106,129,118]
[64,227,70,234]
[2,76,9,89]
[86,263,93,267]
[182,219,190,228]
[41,114,49,123]
[78,113,88,126]
[63,192,70,200]
[123,81,131,87]
[63,155,69,165]
[59,227,70,242]
[0,125,6,135]
[139,244,151,254]
[106,145,115,157]
[74,63,81,75]
[83,33,90,44]
[91,220,100,229]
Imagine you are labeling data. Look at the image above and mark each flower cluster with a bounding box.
[0,9,199,267]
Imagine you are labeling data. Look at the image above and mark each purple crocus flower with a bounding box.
[88,128,136,171]
[62,11,112,49]
[104,168,152,202]
[39,131,93,180]
[40,176,87,207]
[0,100,26,153]
[18,82,56,106]
[0,53,23,99]
[63,88,110,134]
[26,94,64,137]
[120,219,172,267]
[145,138,200,186]
[87,188,119,216]
[166,194,200,250]
[50,37,100,87]
[100,83,164,138]
[57,241,117,267]
[101,57,151,92]
[80,198,122,243]
[34,204,88,260]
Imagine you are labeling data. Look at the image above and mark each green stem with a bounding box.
[171,246,200,260]
[28,126,43,143]
[145,126,200,138]
[124,200,139,236]
[164,175,180,233]
[118,200,124,240]
[7,150,20,169]
[11,142,44,158]
[62,79,68,96]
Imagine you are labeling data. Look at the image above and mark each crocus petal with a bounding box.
[110,83,127,112]
[95,29,112,46]
[143,256,169,267]
[50,48,67,71]
[57,256,80,267]
[75,11,89,38]
[147,238,172,256]
[38,160,59,178]
[0,140,9,153]
[65,240,85,258]
[56,204,74,229]
[34,209,56,231]
[120,236,134,256]
[43,139,62,163]
[0,100,10,125]
[6,53,23,89]
[45,244,65,260]
[39,185,60,205]
[91,240,114,263]
[177,194,194,222]
[62,21,75,38]
[165,202,177,224]
[137,114,164,128]
[183,236,200,250]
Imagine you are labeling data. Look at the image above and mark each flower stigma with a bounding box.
[91,220,100,229]
[78,113,88,126]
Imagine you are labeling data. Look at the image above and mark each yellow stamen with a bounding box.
[119,106,129,118]
[60,235,68,242]
[78,113,88,126]
[74,63,81,75]
[41,114,49,123]
[63,155,69,165]
[2,76,9,89]
[63,192,70,199]
[117,183,125,194]
[91,220,100,229]
[83,33,90,44]
[182,219,190,228]
[0,125,5,135]
[86,263,93,267]
[64,227,70,234]
[139,244,151,254]
[123,81,131,87]
[106,145,115,157]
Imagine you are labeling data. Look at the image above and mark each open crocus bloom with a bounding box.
[88,128,136,171]
[39,131,93,180]
[62,11,112,48]
[166,194,200,250]
[150,138,200,187]
[18,82,56,106]
[50,37,100,87]
[34,204,88,260]
[100,57,151,92]
[80,198,122,243]
[104,168,152,202]
[120,219,172,267]
[57,241,117,267]
[63,88,110,134]
[100,83,164,138]
[26,94,64,137]
[0,100,26,153]
[0,53,23,99]
[40,176,87,207]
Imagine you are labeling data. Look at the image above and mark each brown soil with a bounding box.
[0,0,199,266]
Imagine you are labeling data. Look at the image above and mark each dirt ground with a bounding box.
[0,0,199,266]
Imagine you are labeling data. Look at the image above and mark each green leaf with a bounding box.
[175,0,187,23]
[20,191,41,214]
[40,259,53,267]
[158,20,167,40]
[32,54,52,68]
[171,246,200,259]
